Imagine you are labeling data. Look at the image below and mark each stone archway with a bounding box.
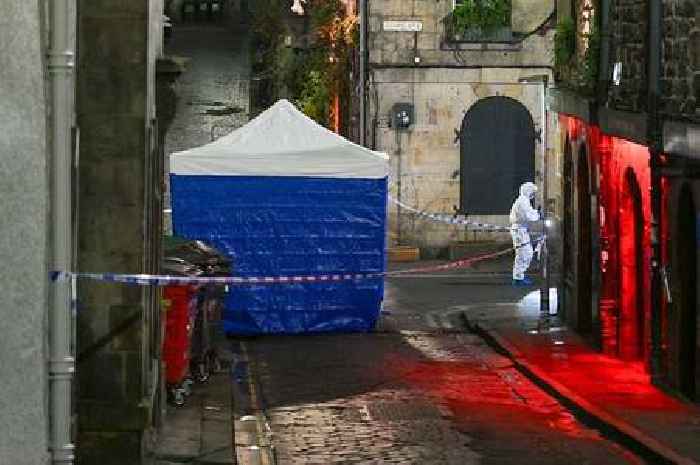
[618,168,645,360]
[459,96,536,214]
[562,137,575,321]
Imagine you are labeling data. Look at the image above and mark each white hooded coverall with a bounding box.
[509,182,540,280]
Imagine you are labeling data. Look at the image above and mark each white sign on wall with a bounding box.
[383,20,423,32]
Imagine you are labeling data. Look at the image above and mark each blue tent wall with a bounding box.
[170,175,387,334]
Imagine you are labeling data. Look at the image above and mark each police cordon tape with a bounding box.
[50,193,545,286]
[386,193,546,257]
[387,195,512,232]
[48,240,547,287]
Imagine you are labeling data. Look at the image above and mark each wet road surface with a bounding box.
[234,257,646,464]
[163,21,251,234]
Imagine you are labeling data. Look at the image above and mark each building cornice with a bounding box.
[548,88,596,124]
[663,119,700,161]
[598,107,648,146]
[368,63,553,70]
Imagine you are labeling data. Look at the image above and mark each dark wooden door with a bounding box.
[460,96,536,214]
[677,185,697,399]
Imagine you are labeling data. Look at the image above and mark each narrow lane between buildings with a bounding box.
[231,258,647,465]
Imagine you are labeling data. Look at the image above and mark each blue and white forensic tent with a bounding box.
[169,99,389,335]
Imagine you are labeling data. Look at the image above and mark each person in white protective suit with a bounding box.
[509,181,540,286]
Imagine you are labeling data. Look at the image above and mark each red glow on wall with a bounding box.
[559,115,652,367]
[609,139,651,362]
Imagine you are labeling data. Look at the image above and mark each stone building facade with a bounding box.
[607,0,648,112]
[662,0,698,119]
[366,0,556,254]
[1,1,203,463]
[603,0,699,118]
[659,0,699,400]
[76,1,165,463]
[552,0,700,400]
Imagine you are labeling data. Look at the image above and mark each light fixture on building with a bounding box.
[390,103,413,130]
[613,62,622,86]
[291,0,306,15]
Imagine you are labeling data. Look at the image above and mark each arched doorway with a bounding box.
[562,139,574,320]
[618,169,645,360]
[677,184,697,399]
[576,145,593,333]
[460,96,536,214]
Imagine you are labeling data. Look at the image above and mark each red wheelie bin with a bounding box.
[162,284,198,406]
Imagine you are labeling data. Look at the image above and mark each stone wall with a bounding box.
[597,0,698,121]
[369,0,554,67]
[0,3,50,464]
[662,0,699,122]
[76,1,159,463]
[607,0,649,113]
[368,0,556,251]
[370,68,555,250]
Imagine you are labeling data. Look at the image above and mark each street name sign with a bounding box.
[383,20,423,32]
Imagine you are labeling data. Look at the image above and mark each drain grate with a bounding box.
[365,401,442,422]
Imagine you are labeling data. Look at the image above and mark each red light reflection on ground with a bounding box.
[381,353,602,440]
[498,329,686,413]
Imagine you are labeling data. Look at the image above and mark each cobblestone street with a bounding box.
[164,23,250,155]
[164,19,251,233]
[232,257,646,465]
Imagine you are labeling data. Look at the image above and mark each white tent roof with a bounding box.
[170,99,389,179]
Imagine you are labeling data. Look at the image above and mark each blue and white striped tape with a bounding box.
[49,193,545,287]
[49,271,384,286]
[49,243,525,286]
[388,195,512,232]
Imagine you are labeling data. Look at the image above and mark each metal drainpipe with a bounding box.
[540,77,551,325]
[359,0,367,146]
[47,0,76,463]
[396,129,403,245]
[648,0,663,382]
